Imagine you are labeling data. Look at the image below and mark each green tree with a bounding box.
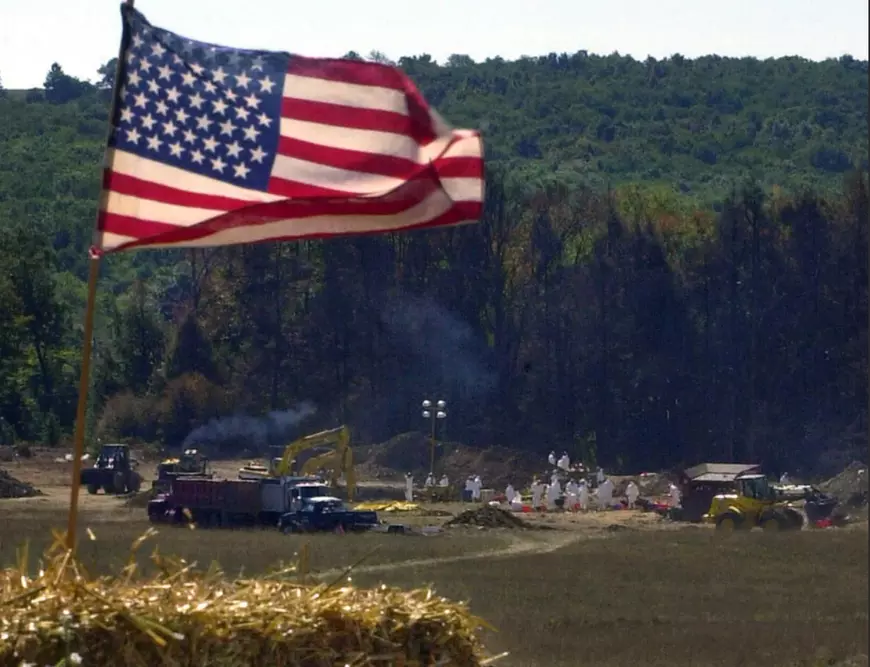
[115,281,165,394]
[43,63,89,104]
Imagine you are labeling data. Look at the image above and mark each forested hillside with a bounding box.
[0,52,866,474]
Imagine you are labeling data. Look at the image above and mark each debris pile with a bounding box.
[446,505,531,529]
[0,468,42,499]
[635,472,672,497]
[355,432,541,488]
[820,461,868,508]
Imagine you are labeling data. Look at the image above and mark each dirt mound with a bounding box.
[0,468,43,499]
[446,505,531,529]
[820,461,868,507]
[356,432,542,489]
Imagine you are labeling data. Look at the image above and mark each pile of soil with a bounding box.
[820,461,868,508]
[0,468,43,499]
[445,505,531,529]
[355,432,542,489]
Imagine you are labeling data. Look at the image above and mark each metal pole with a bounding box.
[65,0,135,551]
[429,412,436,474]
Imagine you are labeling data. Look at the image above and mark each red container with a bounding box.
[170,478,262,514]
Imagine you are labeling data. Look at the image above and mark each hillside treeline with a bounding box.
[0,55,867,473]
[1,169,866,474]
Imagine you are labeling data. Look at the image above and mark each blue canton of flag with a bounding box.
[109,9,288,191]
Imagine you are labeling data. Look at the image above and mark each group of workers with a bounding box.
[499,473,682,512]
[403,450,686,510]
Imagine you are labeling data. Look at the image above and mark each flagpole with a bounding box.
[65,0,135,551]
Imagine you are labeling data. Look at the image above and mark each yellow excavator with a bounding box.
[237,426,356,501]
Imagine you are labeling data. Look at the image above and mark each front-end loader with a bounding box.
[705,473,804,531]
[80,444,142,495]
[151,448,212,495]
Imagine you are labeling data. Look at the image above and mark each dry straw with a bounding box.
[0,528,505,666]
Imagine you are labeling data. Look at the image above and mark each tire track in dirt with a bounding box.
[312,530,581,579]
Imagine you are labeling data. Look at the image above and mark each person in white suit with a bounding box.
[625,481,639,509]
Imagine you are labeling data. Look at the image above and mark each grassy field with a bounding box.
[353,528,870,667]
[0,493,867,667]
[0,510,525,577]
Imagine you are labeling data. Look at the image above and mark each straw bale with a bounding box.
[0,530,496,666]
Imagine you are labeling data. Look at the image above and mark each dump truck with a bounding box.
[147,476,333,528]
[278,496,379,534]
[80,444,142,495]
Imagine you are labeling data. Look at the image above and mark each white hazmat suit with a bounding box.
[505,484,516,503]
[557,453,570,471]
[625,481,639,509]
[669,483,682,508]
[404,474,414,502]
[578,481,589,511]
[597,478,614,509]
[472,476,482,501]
[531,480,544,509]
[548,451,556,467]
[546,479,562,510]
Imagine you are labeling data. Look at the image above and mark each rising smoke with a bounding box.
[182,402,317,451]
[380,294,496,398]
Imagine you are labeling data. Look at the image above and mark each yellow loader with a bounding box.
[705,473,804,532]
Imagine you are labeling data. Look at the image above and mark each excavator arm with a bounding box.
[299,443,356,501]
[273,426,350,474]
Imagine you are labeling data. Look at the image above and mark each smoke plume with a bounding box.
[381,294,496,398]
[182,402,317,450]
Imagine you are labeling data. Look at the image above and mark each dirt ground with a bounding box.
[1,451,868,667]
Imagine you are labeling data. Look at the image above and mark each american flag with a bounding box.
[96,6,484,253]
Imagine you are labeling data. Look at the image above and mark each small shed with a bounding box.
[676,462,761,521]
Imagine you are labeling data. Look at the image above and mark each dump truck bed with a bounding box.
[169,478,262,513]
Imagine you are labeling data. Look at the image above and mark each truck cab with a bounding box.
[278,496,379,534]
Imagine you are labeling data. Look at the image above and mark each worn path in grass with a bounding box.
[313,527,584,579]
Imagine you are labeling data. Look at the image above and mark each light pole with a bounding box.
[421,399,447,475]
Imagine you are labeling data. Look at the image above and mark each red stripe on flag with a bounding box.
[98,211,181,238]
[276,136,422,180]
[280,98,424,140]
[103,170,250,211]
[108,200,483,252]
[287,56,408,91]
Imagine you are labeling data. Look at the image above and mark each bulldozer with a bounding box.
[237,426,356,501]
[705,473,805,531]
[80,444,142,495]
[151,448,211,495]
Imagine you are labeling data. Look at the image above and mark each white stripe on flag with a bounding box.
[282,74,408,114]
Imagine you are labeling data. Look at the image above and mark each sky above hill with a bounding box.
[1,0,867,89]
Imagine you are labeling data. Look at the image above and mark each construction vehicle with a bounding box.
[147,476,333,528]
[151,448,212,495]
[705,473,805,531]
[80,444,142,495]
[237,426,357,501]
[278,496,379,534]
[675,463,761,522]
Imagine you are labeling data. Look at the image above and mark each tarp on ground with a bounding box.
[354,501,420,512]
